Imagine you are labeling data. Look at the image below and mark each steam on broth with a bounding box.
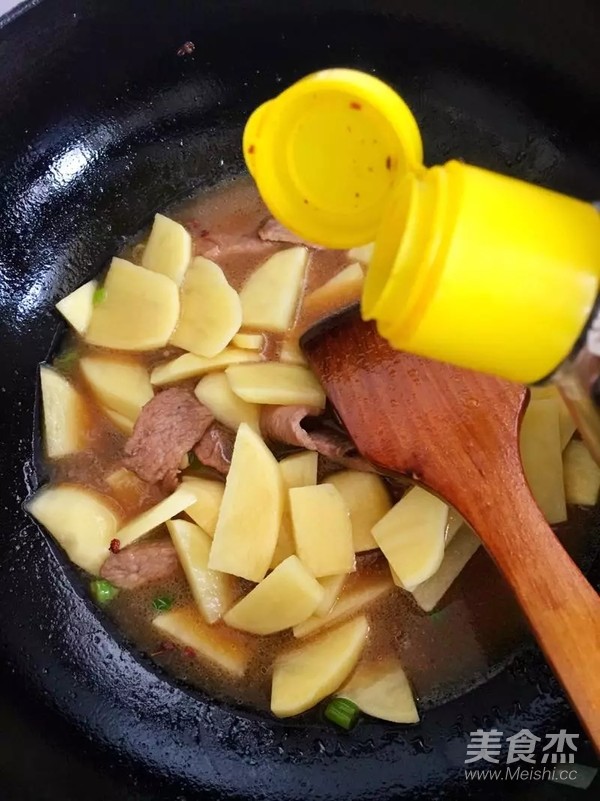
[26,178,600,723]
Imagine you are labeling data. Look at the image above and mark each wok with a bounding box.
[0,1,599,799]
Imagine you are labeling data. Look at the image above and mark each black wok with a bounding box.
[0,1,599,799]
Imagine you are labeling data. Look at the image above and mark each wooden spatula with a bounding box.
[301,305,600,747]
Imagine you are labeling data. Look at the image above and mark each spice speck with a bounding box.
[109,538,121,554]
[350,101,362,110]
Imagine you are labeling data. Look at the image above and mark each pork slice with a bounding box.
[195,232,273,262]
[194,422,235,475]
[124,388,214,486]
[100,539,180,591]
[258,217,325,250]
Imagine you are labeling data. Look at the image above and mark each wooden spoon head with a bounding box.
[301,305,528,511]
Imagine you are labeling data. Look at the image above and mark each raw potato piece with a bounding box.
[181,476,224,536]
[233,333,263,350]
[315,574,347,617]
[289,485,355,577]
[40,366,86,458]
[224,556,324,634]
[530,385,576,449]
[152,606,251,677]
[26,484,119,575]
[142,213,191,285]
[240,246,308,332]
[209,424,284,581]
[305,263,364,308]
[339,659,419,723]
[194,372,260,431]
[170,257,242,358]
[279,338,307,365]
[323,471,391,552]
[115,484,199,548]
[55,279,97,334]
[106,467,147,507]
[271,451,319,569]
[226,363,325,408]
[79,355,153,422]
[347,242,374,264]
[85,258,179,350]
[411,527,481,612]
[293,573,393,638]
[166,519,234,623]
[371,486,448,589]
[102,406,134,435]
[563,440,600,506]
[271,616,369,717]
[520,397,567,524]
[151,348,261,386]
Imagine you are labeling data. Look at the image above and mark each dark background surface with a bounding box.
[0,1,599,799]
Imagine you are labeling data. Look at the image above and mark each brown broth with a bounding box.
[47,177,600,716]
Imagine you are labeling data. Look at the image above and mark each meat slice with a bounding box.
[195,232,273,262]
[100,539,180,590]
[124,388,213,486]
[193,422,235,475]
[258,217,324,250]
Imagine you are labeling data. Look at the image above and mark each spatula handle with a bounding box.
[466,480,600,749]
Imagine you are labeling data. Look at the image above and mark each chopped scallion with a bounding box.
[90,578,119,605]
[93,287,107,305]
[152,595,173,613]
[53,349,78,371]
[324,697,360,730]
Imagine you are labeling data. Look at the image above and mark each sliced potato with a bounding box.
[531,386,577,449]
[270,512,296,569]
[305,263,364,309]
[327,262,364,288]
[26,484,119,574]
[315,574,347,617]
[142,213,191,285]
[279,338,307,365]
[40,365,86,458]
[209,424,284,581]
[55,279,96,334]
[166,519,234,623]
[115,484,199,548]
[280,451,318,489]
[79,355,153,422]
[347,243,374,264]
[233,332,263,350]
[289,485,355,577]
[371,486,448,589]
[85,258,179,350]
[563,439,600,506]
[152,606,251,677]
[151,348,261,386]
[194,372,260,431]
[226,362,325,408]
[106,467,147,506]
[293,573,393,638]
[271,616,369,717]
[520,397,567,524]
[102,406,134,435]
[240,246,308,332]
[323,471,391,552]
[170,257,242,358]
[339,659,419,723]
[411,527,481,612]
[224,556,324,634]
[181,476,224,536]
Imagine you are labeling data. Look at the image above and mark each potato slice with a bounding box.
[85,258,179,350]
[26,484,119,574]
[166,519,234,623]
[347,243,374,264]
[520,397,567,524]
[293,573,393,638]
[170,257,242,358]
[530,386,576,449]
[271,452,319,569]
[152,606,251,677]
[240,246,308,332]
[338,659,419,723]
[411,527,481,612]
[289,485,355,577]
[278,338,308,365]
[106,467,147,506]
[323,471,391,552]
[181,476,224,536]
[194,372,260,431]
[563,439,600,506]
[315,574,347,617]
[226,362,325,408]
[209,424,284,581]
[40,365,86,458]
[142,213,191,285]
[102,406,134,435]
[115,484,198,548]
[80,355,153,422]
[371,486,448,589]
[305,263,364,309]
[271,616,369,717]
[55,279,97,334]
[233,332,263,350]
[224,556,324,634]
[151,348,261,386]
